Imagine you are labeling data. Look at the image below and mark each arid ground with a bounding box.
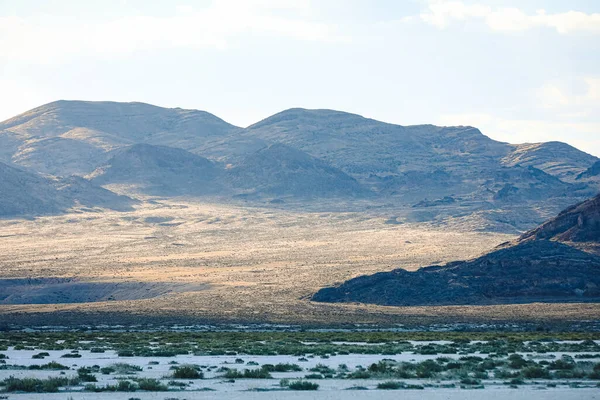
[1,199,599,327]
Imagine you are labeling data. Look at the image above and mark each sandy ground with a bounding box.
[0,199,599,326]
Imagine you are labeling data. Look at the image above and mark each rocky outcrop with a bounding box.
[312,240,600,306]
[518,193,600,243]
[312,194,600,306]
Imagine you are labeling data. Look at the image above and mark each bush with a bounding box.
[172,365,203,379]
[548,357,575,370]
[377,381,403,389]
[262,363,303,372]
[224,368,272,379]
[288,380,319,390]
[2,376,70,393]
[522,366,550,379]
[416,360,443,378]
[136,378,167,391]
[90,348,105,353]
[29,361,69,370]
[507,354,528,369]
[111,363,143,374]
[117,380,138,392]
[60,353,82,358]
[101,366,116,374]
[304,373,324,379]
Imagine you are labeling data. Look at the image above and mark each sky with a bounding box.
[1,0,599,156]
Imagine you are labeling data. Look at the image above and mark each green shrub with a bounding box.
[2,376,70,393]
[136,378,167,391]
[90,348,105,353]
[101,366,116,374]
[377,381,403,389]
[29,361,69,370]
[111,363,143,374]
[288,380,319,390]
[507,354,528,369]
[60,353,81,358]
[522,366,550,379]
[224,368,272,379]
[117,380,138,392]
[304,373,324,379]
[262,363,303,372]
[172,365,203,379]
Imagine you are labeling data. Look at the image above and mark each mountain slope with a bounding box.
[0,162,135,217]
[230,109,597,204]
[518,193,600,243]
[0,100,240,176]
[228,143,368,198]
[312,194,600,306]
[89,144,224,196]
[503,142,599,182]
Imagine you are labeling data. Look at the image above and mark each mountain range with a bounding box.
[1,100,598,224]
[312,193,600,306]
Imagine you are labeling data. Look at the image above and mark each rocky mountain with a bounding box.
[0,161,135,217]
[89,144,225,196]
[518,193,600,243]
[312,194,600,306]
[0,100,240,176]
[502,142,599,182]
[1,102,598,227]
[229,109,598,202]
[227,143,368,199]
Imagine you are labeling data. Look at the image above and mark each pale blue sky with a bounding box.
[1,0,599,155]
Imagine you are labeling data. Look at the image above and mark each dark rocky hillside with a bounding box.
[312,240,600,306]
[312,194,600,306]
[518,193,600,243]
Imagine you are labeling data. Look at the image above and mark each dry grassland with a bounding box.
[0,199,598,326]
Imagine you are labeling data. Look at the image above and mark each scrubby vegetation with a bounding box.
[282,379,319,390]
[172,365,203,379]
[1,376,79,393]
